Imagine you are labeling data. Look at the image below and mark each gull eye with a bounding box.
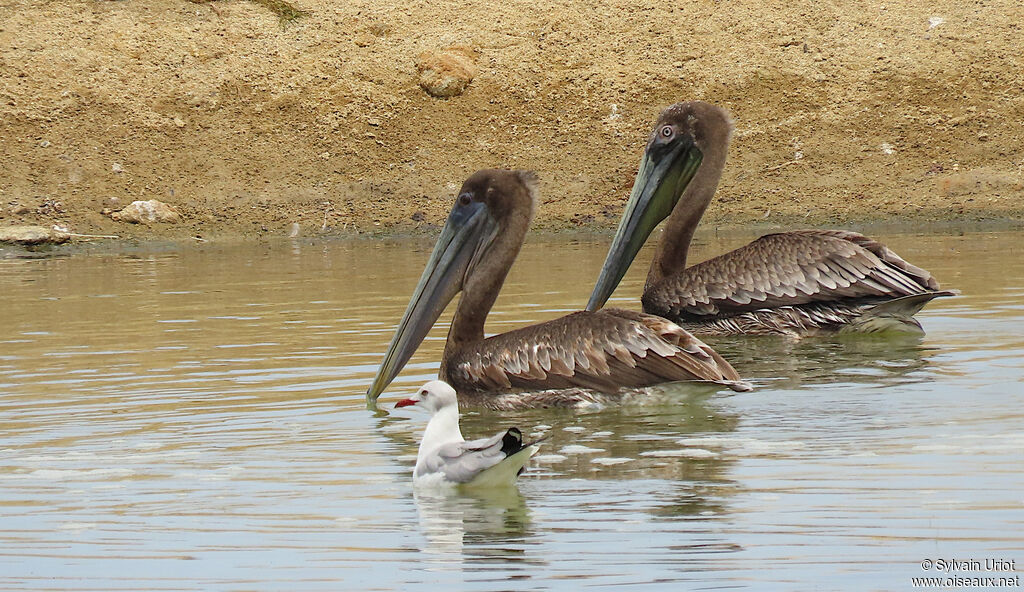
[659,125,674,139]
[419,389,429,397]
[457,193,472,206]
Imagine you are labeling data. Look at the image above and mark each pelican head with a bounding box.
[367,169,538,405]
[586,101,733,311]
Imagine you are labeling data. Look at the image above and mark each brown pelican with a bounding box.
[366,169,750,408]
[587,101,954,336]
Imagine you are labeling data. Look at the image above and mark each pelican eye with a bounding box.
[659,125,674,139]
[457,193,472,206]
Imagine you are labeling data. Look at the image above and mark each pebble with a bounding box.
[110,199,180,224]
[416,46,476,98]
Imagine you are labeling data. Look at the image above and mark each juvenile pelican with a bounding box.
[587,101,954,336]
[366,169,750,408]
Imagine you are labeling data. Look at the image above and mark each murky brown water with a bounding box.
[2,228,1022,590]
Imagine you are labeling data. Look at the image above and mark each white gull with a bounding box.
[395,380,543,488]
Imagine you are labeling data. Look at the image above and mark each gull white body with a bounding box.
[396,381,540,488]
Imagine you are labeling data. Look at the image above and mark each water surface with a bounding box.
[2,229,1022,590]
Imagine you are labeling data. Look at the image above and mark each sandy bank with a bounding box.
[1,0,1021,241]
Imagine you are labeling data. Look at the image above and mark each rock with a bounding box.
[111,199,181,224]
[0,225,70,245]
[416,46,476,98]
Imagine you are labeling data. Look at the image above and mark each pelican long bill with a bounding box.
[366,199,496,405]
[586,134,703,312]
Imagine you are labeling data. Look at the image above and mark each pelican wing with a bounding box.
[446,310,749,393]
[419,428,523,483]
[644,230,942,319]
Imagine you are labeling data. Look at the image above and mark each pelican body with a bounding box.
[366,169,750,408]
[587,101,954,337]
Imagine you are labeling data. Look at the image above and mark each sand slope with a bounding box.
[1,0,1021,239]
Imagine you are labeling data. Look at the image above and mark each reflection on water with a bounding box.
[713,332,935,389]
[1,228,1023,590]
[414,487,533,560]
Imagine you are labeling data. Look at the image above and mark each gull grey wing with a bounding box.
[445,310,749,394]
[419,429,521,483]
[644,230,943,319]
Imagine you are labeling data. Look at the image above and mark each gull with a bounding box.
[395,381,542,488]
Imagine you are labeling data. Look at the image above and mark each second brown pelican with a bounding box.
[367,169,750,408]
[587,101,954,336]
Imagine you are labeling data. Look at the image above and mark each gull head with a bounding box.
[394,380,458,415]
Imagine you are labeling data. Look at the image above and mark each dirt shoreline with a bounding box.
[2,0,1022,242]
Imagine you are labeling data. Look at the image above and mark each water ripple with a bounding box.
[1,232,1022,590]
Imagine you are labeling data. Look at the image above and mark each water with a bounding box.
[2,229,1022,590]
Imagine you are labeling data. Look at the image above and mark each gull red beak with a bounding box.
[394,398,418,408]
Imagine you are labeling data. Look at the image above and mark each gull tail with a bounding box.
[464,432,546,490]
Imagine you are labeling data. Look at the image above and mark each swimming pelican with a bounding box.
[587,101,954,336]
[366,169,750,408]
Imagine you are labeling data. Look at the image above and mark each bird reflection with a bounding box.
[413,485,537,565]
[709,333,933,389]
